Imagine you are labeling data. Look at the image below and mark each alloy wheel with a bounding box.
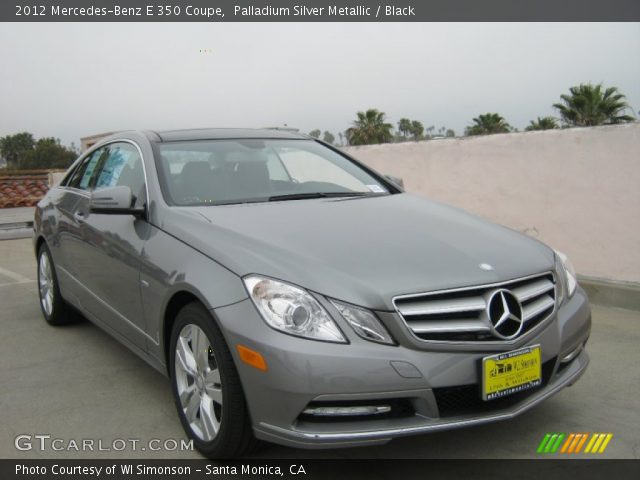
[174,324,223,442]
[38,252,54,316]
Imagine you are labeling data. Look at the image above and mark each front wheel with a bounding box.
[169,302,258,458]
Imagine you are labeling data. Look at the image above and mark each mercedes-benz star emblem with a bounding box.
[486,289,524,340]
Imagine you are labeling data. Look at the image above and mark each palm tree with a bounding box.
[465,113,512,136]
[346,109,394,146]
[553,83,634,126]
[410,120,424,141]
[525,117,558,131]
[397,118,412,138]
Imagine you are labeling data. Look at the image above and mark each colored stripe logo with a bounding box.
[537,433,613,454]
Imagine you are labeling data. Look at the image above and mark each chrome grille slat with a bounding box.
[397,296,486,316]
[512,278,554,302]
[393,272,556,343]
[522,295,555,322]
[409,319,491,333]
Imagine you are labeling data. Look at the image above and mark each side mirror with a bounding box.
[90,186,144,216]
[384,174,404,188]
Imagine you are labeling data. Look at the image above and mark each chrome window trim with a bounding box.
[392,271,557,346]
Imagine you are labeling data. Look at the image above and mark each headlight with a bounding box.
[331,300,395,345]
[244,275,346,343]
[555,250,577,302]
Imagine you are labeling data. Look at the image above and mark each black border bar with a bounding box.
[3,459,640,480]
[2,0,640,22]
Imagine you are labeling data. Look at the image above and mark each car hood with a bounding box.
[161,193,554,310]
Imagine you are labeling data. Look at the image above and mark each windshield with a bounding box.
[155,139,390,206]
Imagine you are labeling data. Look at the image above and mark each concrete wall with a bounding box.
[344,123,640,283]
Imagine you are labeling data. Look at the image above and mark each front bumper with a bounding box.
[213,288,591,449]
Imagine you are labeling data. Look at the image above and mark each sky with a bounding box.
[1,22,639,146]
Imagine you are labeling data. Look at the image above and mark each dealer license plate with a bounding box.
[482,345,542,401]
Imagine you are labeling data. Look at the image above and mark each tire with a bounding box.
[169,302,259,458]
[37,243,75,326]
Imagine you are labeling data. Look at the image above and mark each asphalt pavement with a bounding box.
[0,238,638,459]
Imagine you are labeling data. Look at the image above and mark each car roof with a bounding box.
[145,128,309,142]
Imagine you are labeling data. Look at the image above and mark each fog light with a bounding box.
[302,405,391,416]
[561,343,584,363]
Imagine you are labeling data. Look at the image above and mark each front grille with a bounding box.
[433,357,557,417]
[394,273,556,342]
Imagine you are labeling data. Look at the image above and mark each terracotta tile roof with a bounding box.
[0,174,49,208]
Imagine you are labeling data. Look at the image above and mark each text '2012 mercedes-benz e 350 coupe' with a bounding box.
[33,129,591,458]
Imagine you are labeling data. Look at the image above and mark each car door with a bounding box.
[66,141,150,351]
[54,148,103,300]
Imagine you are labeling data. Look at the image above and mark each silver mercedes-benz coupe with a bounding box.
[33,129,591,458]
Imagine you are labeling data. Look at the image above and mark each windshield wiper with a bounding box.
[268,192,371,202]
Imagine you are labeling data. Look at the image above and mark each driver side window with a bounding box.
[66,149,105,191]
[93,142,146,207]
